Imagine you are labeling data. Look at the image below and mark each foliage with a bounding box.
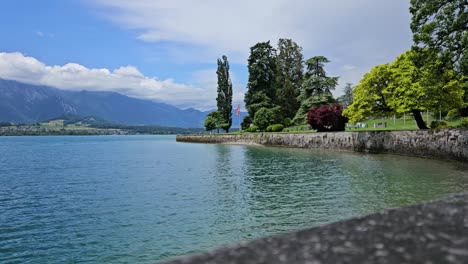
[410,0,467,66]
[271,124,284,132]
[204,111,222,132]
[275,39,304,119]
[344,49,464,129]
[216,55,233,132]
[430,121,449,129]
[244,41,278,118]
[458,117,468,128]
[241,116,253,130]
[253,107,276,131]
[337,83,354,107]
[246,125,259,132]
[204,115,217,131]
[446,109,461,121]
[0,122,13,127]
[294,56,338,124]
[307,104,348,132]
[343,64,394,124]
[283,118,292,127]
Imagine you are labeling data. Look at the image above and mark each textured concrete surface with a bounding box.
[176,129,468,161]
[160,193,468,264]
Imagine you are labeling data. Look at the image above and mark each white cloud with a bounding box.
[0,52,215,110]
[92,0,412,62]
[92,0,413,97]
[36,31,44,37]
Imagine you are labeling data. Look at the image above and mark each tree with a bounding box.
[344,49,464,129]
[244,41,278,119]
[254,107,275,131]
[204,115,217,132]
[204,111,222,133]
[339,83,354,107]
[275,39,304,119]
[410,0,467,66]
[294,56,338,124]
[307,104,348,132]
[216,55,233,133]
[343,64,393,123]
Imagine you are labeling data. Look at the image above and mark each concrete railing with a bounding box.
[160,193,468,264]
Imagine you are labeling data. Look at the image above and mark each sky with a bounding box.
[0,0,413,111]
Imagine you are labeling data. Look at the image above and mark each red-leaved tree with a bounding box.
[307,104,348,132]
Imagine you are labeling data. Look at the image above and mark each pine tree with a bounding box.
[244,41,277,119]
[294,56,338,124]
[275,39,304,120]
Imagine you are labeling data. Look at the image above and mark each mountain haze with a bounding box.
[0,79,211,128]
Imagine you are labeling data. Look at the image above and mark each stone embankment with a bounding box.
[177,129,468,161]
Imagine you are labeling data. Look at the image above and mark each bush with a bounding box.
[283,118,292,127]
[430,121,449,129]
[307,104,348,132]
[446,109,461,121]
[266,125,273,132]
[241,116,253,130]
[458,117,468,128]
[247,125,259,132]
[254,107,275,131]
[271,124,284,132]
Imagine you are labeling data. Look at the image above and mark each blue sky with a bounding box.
[0,0,413,110]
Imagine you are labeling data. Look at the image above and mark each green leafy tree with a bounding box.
[343,64,393,123]
[294,56,338,124]
[344,50,464,129]
[253,107,281,131]
[410,0,467,66]
[204,111,222,133]
[411,0,468,117]
[216,55,233,133]
[244,41,278,119]
[204,115,217,132]
[275,39,304,119]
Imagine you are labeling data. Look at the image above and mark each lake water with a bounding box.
[1,135,468,263]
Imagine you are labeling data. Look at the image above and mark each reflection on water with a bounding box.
[1,136,467,263]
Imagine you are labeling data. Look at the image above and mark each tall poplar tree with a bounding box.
[216,55,233,133]
[275,39,304,120]
[244,41,277,119]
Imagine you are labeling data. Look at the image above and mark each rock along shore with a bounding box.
[177,129,468,162]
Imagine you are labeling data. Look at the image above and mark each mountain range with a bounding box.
[0,79,246,128]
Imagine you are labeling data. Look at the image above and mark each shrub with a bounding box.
[283,118,292,127]
[241,116,253,130]
[271,124,284,132]
[247,125,259,132]
[430,121,449,129]
[266,125,273,132]
[254,107,275,131]
[458,117,468,128]
[307,104,348,132]
[446,109,460,121]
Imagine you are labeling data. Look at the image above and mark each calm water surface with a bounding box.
[1,135,468,263]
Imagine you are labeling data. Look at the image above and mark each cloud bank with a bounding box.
[0,52,220,110]
[93,0,412,67]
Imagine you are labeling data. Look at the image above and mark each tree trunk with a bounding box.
[412,109,428,129]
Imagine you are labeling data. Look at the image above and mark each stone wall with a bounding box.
[176,129,468,161]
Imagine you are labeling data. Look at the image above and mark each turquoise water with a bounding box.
[1,135,468,263]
